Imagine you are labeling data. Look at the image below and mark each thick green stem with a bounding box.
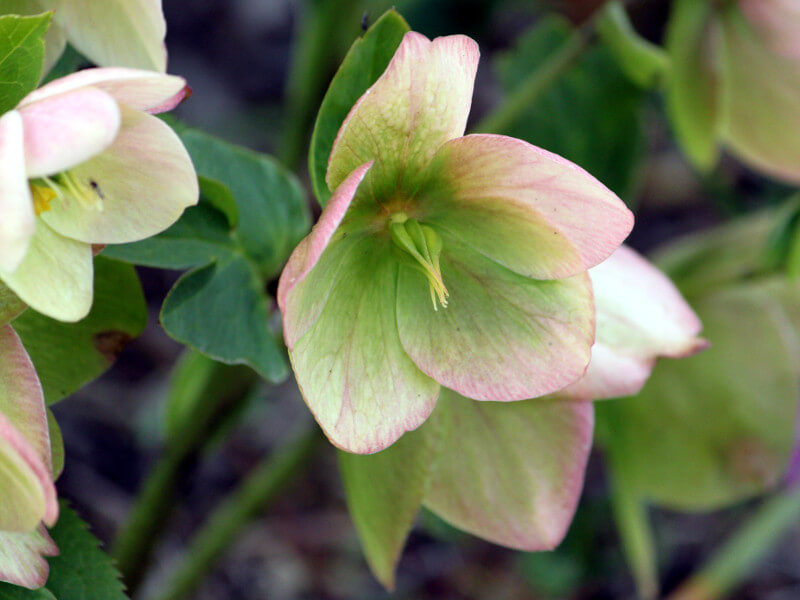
[150,425,322,600]
[113,356,259,594]
[472,25,593,135]
[666,485,800,600]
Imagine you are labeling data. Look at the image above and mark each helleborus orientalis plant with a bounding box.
[0,316,58,589]
[0,0,167,73]
[0,67,198,322]
[337,242,706,588]
[278,30,638,454]
[666,0,800,182]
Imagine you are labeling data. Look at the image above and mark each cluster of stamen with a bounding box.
[389,212,449,310]
[29,172,105,216]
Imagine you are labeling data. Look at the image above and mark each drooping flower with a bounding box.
[0,324,59,589]
[279,31,634,454]
[0,0,167,72]
[0,67,198,322]
[666,0,800,183]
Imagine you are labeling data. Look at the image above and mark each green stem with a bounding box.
[151,425,323,600]
[472,24,593,135]
[113,356,259,594]
[666,485,800,600]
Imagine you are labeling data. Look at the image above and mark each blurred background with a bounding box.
[49,0,800,598]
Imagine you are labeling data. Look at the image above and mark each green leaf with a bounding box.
[338,419,438,590]
[198,176,238,228]
[597,276,800,510]
[0,282,24,326]
[308,9,409,206]
[595,1,669,89]
[160,254,287,382]
[45,503,127,600]
[0,13,51,115]
[178,128,309,278]
[0,586,56,600]
[12,257,147,404]
[496,15,646,200]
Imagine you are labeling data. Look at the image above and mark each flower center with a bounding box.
[389,212,449,310]
[29,172,105,216]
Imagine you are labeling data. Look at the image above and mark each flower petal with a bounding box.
[424,390,593,551]
[40,106,198,244]
[0,526,58,589]
[21,67,187,114]
[560,246,708,401]
[397,235,594,401]
[0,325,58,532]
[419,134,633,279]
[739,0,800,59]
[326,32,479,202]
[0,111,35,273]
[719,6,800,183]
[50,0,167,71]
[19,87,121,178]
[0,222,93,323]
[288,237,440,454]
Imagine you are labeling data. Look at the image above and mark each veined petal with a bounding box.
[21,67,188,114]
[739,0,800,58]
[0,222,93,323]
[289,237,440,454]
[419,135,633,280]
[278,162,372,348]
[0,325,58,532]
[424,390,593,551]
[0,526,58,589]
[40,106,198,244]
[327,32,479,202]
[0,111,35,273]
[397,235,594,401]
[718,5,800,184]
[49,0,167,71]
[560,246,708,401]
[19,87,121,178]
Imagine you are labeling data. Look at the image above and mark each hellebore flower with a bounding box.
[0,324,58,589]
[279,32,634,454]
[0,67,198,322]
[0,0,167,72]
[667,0,800,183]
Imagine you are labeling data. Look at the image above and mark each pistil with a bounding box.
[389,213,449,310]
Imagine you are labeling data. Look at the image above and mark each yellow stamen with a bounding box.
[389,215,449,310]
[30,184,56,216]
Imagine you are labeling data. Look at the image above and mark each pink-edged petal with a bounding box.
[424,390,593,551]
[288,236,440,454]
[739,0,800,59]
[0,526,58,589]
[50,0,167,71]
[21,67,187,114]
[0,325,58,531]
[0,111,35,273]
[40,106,198,244]
[0,222,93,323]
[326,32,479,201]
[397,235,595,402]
[718,6,800,184]
[418,135,633,280]
[19,87,120,178]
[560,246,708,401]
[278,162,372,348]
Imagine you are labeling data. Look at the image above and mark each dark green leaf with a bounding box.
[12,257,147,404]
[160,254,287,382]
[496,15,646,200]
[0,13,51,115]
[0,586,55,600]
[198,176,238,228]
[308,9,409,206]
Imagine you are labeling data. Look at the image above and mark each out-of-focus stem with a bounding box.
[666,484,800,600]
[472,25,593,135]
[113,356,259,594]
[150,425,323,600]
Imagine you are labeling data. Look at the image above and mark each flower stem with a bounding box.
[666,484,800,600]
[472,23,593,135]
[150,425,323,600]
[113,356,259,593]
